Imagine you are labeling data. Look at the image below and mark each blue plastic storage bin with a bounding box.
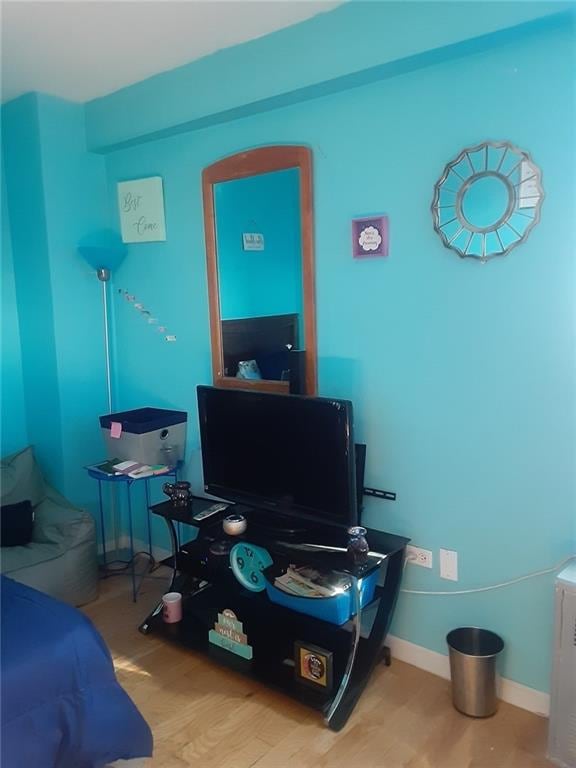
[263,568,377,625]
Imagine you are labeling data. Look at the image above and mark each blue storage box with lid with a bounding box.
[100,407,187,466]
[263,566,377,625]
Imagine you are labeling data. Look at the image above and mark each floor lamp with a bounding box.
[78,229,127,555]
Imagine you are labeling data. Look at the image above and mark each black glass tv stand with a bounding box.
[140,497,409,731]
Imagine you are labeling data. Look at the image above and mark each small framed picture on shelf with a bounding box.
[352,215,389,259]
[294,641,333,692]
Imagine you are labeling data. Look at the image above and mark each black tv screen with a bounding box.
[197,386,357,527]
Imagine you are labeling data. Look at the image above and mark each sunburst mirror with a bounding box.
[432,140,544,262]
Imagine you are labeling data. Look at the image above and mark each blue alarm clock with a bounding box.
[230,542,273,592]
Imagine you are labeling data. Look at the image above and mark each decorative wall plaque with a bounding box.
[352,215,389,258]
[117,176,167,243]
[294,641,333,691]
[209,609,253,660]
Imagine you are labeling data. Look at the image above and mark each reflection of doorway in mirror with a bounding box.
[214,168,303,378]
[460,175,511,230]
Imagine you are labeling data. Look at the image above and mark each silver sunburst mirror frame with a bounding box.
[432,140,544,263]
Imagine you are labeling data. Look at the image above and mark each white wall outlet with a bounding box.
[440,548,458,581]
[405,545,433,569]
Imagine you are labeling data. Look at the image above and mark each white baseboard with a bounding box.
[387,634,550,717]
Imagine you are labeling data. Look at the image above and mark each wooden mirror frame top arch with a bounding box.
[202,145,317,395]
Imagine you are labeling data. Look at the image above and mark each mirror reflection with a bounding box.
[432,140,544,262]
[214,168,304,383]
[461,174,511,229]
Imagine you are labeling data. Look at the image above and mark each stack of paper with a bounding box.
[112,461,170,479]
[88,459,123,476]
[274,565,351,598]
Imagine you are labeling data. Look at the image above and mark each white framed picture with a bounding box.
[117,176,167,243]
[242,232,265,251]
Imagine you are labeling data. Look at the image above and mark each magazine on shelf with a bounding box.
[274,565,352,599]
[112,460,170,479]
[87,459,170,479]
[87,459,123,476]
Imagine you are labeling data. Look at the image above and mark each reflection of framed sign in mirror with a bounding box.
[432,141,544,262]
[117,176,167,243]
[242,232,265,251]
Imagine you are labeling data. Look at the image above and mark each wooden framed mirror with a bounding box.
[202,145,317,395]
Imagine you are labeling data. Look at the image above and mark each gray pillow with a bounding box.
[1,446,46,507]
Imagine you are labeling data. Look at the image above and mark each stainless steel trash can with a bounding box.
[447,627,504,717]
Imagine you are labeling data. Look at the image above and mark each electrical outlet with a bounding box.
[405,545,433,569]
[440,548,458,581]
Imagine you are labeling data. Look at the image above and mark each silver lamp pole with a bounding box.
[96,267,121,554]
[97,268,113,414]
[78,231,127,562]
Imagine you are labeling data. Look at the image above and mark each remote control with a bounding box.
[193,502,229,521]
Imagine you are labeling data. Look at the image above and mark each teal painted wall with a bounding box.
[1,167,28,456]
[215,168,302,330]
[2,94,64,486]
[34,94,111,508]
[2,2,573,693]
[101,19,575,692]
[85,1,572,152]
[2,94,110,526]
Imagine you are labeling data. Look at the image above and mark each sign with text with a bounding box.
[242,232,265,251]
[118,176,167,243]
[209,609,253,659]
[352,215,389,258]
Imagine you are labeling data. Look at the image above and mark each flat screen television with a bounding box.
[197,386,357,528]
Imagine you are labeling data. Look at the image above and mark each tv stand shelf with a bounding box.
[140,502,409,731]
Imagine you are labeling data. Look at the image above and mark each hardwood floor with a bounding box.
[83,569,552,768]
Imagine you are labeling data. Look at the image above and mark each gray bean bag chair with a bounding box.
[1,446,98,605]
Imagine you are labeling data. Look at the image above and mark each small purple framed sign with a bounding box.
[352,215,389,259]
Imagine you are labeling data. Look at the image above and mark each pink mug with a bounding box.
[162,592,182,623]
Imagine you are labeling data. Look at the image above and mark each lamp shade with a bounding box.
[78,229,127,272]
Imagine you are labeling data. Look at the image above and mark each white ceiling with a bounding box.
[1,1,341,104]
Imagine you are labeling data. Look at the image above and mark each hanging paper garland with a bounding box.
[117,288,176,342]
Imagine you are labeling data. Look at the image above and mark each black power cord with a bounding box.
[98,550,159,579]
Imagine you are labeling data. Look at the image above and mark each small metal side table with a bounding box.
[86,465,178,601]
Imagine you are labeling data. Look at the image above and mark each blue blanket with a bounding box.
[1,576,153,768]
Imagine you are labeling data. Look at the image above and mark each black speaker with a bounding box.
[254,348,306,394]
[355,443,366,519]
[288,350,306,394]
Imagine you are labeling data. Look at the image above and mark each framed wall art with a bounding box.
[294,640,333,691]
[117,176,167,243]
[352,215,389,259]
